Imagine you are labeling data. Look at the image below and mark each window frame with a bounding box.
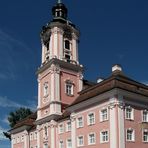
[77,135,84,147]
[142,110,148,123]
[88,133,96,145]
[65,81,74,96]
[125,106,134,120]
[100,108,108,122]
[66,121,71,132]
[143,129,148,142]
[87,112,95,126]
[126,128,135,142]
[77,116,84,128]
[58,124,64,134]
[100,130,109,143]
[67,138,72,148]
[59,140,64,148]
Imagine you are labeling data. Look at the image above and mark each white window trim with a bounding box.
[125,106,134,120]
[100,107,108,122]
[59,140,64,148]
[142,110,148,123]
[58,124,64,134]
[87,112,95,126]
[142,129,148,143]
[64,39,71,51]
[65,81,74,96]
[88,132,96,145]
[126,128,135,142]
[66,138,72,148]
[77,135,84,147]
[100,130,109,143]
[66,121,71,132]
[77,116,84,128]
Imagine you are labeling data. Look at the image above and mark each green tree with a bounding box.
[3,107,33,140]
[8,107,33,128]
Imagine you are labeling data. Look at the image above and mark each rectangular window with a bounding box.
[88,113,95,125]
[65,54,71,63]
[66,121,71,132]
[44,144,48,148]
[59,140,64,148]
[21,135,24,142]
[67,139,72,148]
[126,129,135,141]
[100,108,108,122]
[77,136,84,147]
[100,131,109,143]
[143,110,148,122]
[59,124,64,134]
[77,116,83,128]
[125,106,134,120]
[34,131,37,140]
[88,133,95,145]
[143,129,148,142]
[65,82,73,96]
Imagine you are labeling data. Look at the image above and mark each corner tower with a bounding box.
[36,0,83,121]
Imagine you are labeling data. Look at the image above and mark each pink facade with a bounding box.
[10,1,148,148]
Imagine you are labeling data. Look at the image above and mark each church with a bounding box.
[9,0,148,148]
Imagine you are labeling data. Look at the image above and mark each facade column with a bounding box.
[50,120,57,148]
[37,79,41,120]
[117,95,125,148]
[37,125,41,148]
[109,96,117,148]
[71,113,76,148]
[11,135,14,148]
[72,33,78,63]
[78,73,83,92]
[24,130,29,148]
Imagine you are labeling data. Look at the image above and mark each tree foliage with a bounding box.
[8,107,33,128]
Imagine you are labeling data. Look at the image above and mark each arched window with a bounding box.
[65,40,70,50]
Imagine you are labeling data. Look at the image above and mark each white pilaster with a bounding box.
[50,120,57,148]
[11,135,14,148]
[37,79,41,119]
[50,33,53,59]
[50,69,55,102]
[72,38,76,62]
[71,113,76,148]
[118,95,125,148]
[109,97,117,148]
[42,43,46,63]
[24,130,29,148]
[53,28,58,57]
[55,71,60,101]
[37,125,41,148]
[59,31,64,60]
[78,73,83,92]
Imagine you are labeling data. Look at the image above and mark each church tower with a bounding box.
[36,0,83,123]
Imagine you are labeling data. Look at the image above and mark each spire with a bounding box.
[52,0,68,20]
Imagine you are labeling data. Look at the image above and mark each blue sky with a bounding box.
[0,0,148,147]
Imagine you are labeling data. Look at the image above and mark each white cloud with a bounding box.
[0,96,37,112]
[142,81,148,86]
[0,96,22,108]
[2,116,9,125]
[0,126,8,141]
